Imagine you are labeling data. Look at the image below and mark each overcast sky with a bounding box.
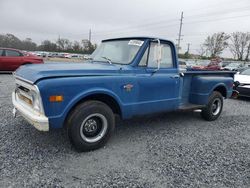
[1,0,250,56]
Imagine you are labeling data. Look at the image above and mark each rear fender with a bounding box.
[189,76,232,105]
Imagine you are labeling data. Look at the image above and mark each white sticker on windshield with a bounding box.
[128,40,144,46]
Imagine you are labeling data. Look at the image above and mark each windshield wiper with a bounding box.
[101,56,112,64]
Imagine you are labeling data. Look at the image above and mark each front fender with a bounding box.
[48,88,124,129]
[63,88,123,117]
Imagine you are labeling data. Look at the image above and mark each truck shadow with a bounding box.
[11,110,203,155]
[114,110,202,134]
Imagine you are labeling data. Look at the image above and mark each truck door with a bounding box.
[134,41,180,115]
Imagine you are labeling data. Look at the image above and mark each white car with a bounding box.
[234,68,250,97]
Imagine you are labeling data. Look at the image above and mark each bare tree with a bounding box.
[203,32,230,57]
[39,40,57,51]
[229,32,250,60]
[56,38,71,51]
[82,39,96,54]
[22,38,37,51]
[72,41,81,51]
[246,42,250,61]
[197,44,207,57]
[0,33,22,49]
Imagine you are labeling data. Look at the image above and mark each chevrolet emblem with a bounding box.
[123,84,133,92]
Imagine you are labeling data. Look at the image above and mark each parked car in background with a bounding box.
[234,68,250,97]
[179,60,186,67]
[0,48,44,71]
[64,53,72,58]
[237,66,250,74]
[221,61,231,67]
[83,54,91,60]
[224,63,243,71]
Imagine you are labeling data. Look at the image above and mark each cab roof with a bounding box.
[102,36,174,44]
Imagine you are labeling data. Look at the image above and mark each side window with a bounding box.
[138,47,148,66]
[147,42,173,68]
[5,50,22,57]
[0,49,3,56]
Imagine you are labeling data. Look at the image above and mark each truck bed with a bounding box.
[179,70,234,107]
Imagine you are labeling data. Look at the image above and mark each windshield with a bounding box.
[241,68,250,75]
[91,39,143,65]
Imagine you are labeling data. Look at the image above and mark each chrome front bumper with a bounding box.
[12,92,49,131]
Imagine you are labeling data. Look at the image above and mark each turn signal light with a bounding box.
[49,95,63,102]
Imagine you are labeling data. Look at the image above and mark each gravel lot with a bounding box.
[0,73,250,187]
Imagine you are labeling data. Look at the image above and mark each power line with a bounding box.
[89,19,179,35]
[85,4,249,36]
[113,0,250,29]
[91,13,250,40]
[55,3,250,44]
[90,8,250,38]
[64,4,250,41]
[182,0,250,13]
[185,13,250,25]
[185,5,250,20]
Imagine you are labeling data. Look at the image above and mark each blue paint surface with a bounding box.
[15,37,234,129]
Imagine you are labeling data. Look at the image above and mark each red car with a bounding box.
[0,48,44,71]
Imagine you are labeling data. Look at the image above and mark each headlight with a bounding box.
[30,90,41,112]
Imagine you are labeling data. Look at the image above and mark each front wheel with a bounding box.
[66,100,115,152]
[201,91,223,121]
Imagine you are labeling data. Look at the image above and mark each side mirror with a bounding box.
[152,39,162,70]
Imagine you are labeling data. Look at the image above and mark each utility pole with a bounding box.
[177,12,184,54]
[187,43,191,54]
[88,29,92,43]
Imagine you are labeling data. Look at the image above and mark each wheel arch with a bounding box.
[212,84,227,98]
[63,90,123,127]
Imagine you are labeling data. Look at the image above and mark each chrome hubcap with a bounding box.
[212,98,221,116]
[84,119,98,133]
[80,113,108,143]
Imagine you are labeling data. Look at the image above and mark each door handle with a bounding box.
[170,75,179,79]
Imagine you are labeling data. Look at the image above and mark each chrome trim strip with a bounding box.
[12,93,49,131]
[14,73,34,85]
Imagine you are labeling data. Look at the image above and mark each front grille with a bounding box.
[15,84,33,106]
[18,85,30,93]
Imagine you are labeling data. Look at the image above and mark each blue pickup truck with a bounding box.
[12,37,235,151]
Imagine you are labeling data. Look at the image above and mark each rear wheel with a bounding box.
[66,100,115,152]
[201,91,223,121]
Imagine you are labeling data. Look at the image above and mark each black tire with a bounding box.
[66,100,115,152]
[201,91,223,121]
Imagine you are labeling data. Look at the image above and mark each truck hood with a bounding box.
[15,62,123,84]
